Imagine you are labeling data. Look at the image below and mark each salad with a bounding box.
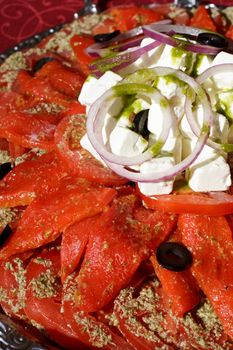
[0,3,233,350]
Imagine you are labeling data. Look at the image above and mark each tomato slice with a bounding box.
[54,114,127,186]
[0,181,116,260]
[0,151,67,207]
[61,215,100,282]
[178,214,233,339]
[62,273,134,350]
[139,191,233,215]
[24,249,88,350]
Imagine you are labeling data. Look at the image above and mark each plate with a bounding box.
[0,2,233,350]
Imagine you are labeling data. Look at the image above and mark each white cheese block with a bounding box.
[109,126,148,157]
[147,102,176,139]
[187,155,231,192]
[211,51,233,89]
[78,71,122,109]
[138,157,175,195]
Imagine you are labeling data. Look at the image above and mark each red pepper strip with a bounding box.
[150,252,201,317]
[0,252,32,320]
[0,107,58,151]
[61,215,100,283]
[24,249,88,350]
[12,70,72,109]
[0,184,116,260]
[0,151,68,208]
[178,214,233,339]
[62,272,134,349]
[35,60,85,98]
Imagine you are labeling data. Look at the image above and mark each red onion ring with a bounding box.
[186,63,233,153]
[89,39,162,74]
[87,67,212,182]
[86,83,176,166]
[143,24,221,55]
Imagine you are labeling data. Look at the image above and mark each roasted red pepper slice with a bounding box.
[0,151,67,207]
[24,248,88,350]
[70,34,96,76]
[36,60,85,98]
[178,214,233,339]
[61,215,99,282]
[73,195,144,312]
[62,272,134,349]
[0,182,116,260]
[0,252,32,320]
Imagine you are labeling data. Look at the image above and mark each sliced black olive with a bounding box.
[32,57,55,74]
[133,109,150,139]
[196,32,227,49]
[94,30,121,43]
[156,242,192,272]
[0,224,12,247]
[0,162,12,180]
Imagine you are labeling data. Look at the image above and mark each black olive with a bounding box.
[94,30,121,43]
[133,109,150,139]
[32,57,55,74]
[196,32,227,49]
[0,162,12,180]
[156,242,192,272]
[0,224,12,247]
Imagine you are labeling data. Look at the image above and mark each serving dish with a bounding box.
[1,1,233,349]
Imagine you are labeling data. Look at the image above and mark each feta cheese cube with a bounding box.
[211,51,233,89]
[187,155,231,192]
[78,71,122,109]
[109,126,148,157]
[138,157,175,195]
[147,102,176,139]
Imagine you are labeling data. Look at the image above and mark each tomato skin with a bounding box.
[0,151,68,207]
[54,114,128,186]
[139,191,233,216]
[0,184,116,260]
[190,5,216,31]
[178,214,233,339]
[24,249,88,350]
